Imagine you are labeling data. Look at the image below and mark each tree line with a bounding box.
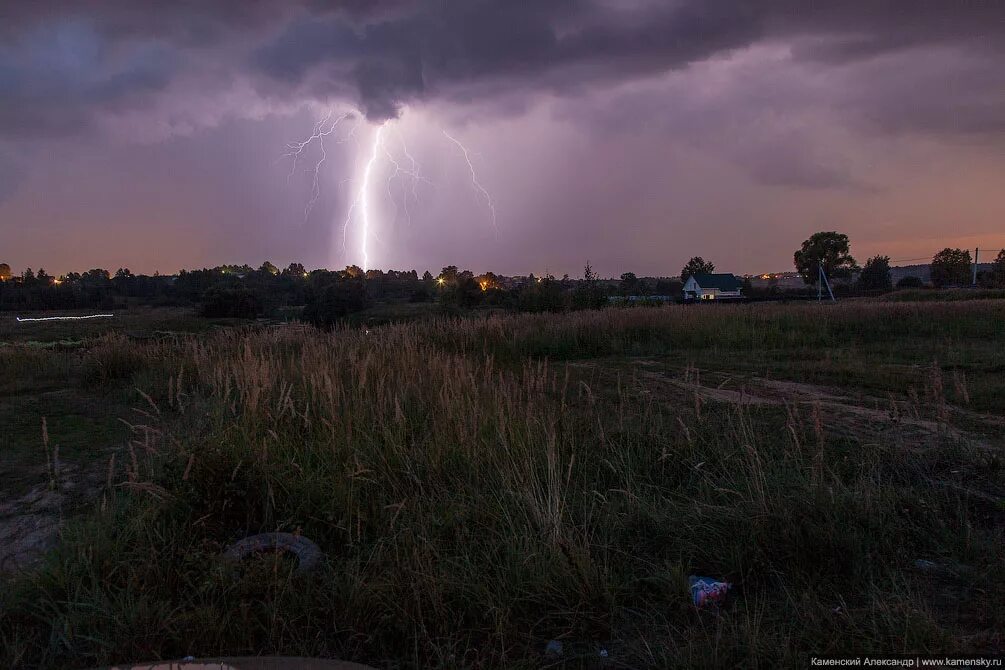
[3,235,1003,321]
[792,231,1005,291]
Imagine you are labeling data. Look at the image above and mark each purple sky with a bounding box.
[2,1,1004,277]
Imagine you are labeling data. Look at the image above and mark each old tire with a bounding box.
[223,532,322,573]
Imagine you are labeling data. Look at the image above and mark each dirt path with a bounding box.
[625,360,1003,451]
[0,463,105,573]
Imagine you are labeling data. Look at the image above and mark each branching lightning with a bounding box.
[286,109,499,271]
[442,129,498,236]
[340,122,435,270]
[382,131,433,228]
[282,109,354,222]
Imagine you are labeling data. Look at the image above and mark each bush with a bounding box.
[199,286,262,319]
[302,279,369,326]
[82,333,150,385]
[895,276,924,289]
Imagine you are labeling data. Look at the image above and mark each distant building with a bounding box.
[683,273,744,301]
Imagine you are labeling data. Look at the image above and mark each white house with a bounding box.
[682,273,744,301]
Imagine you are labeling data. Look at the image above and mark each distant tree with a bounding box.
[619,272,640,296]
[283,262,306,278]
[83,268,111,281]
[259,261,279,275]
[114,268,133,278]
[303,279,369,326]
[409,285,432,302]
[438,266,459,284]
[343,265,364,279]
[654,277,681,295]
[929,248,972,287]
[794,232,858,285]
[0,263,11,281]
[36,268,51,284]
[476,272,502,291]
[442,274,483,308]
[992,249,1005,287]
[199,286,262,319]
[895,276,924,289]
[857,255,893,292]
[572,261,608,310]
[518,275,566,313]
[422,270,433,283]
[22,268,35,283]
[680,257,715,283]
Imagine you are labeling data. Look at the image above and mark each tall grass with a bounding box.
[2,302,1003,668]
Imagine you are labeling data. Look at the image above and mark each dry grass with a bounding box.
[2,302,1003,668]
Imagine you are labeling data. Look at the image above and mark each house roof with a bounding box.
[689,273,743,291]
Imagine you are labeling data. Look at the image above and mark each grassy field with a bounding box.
[1,301,1003,668]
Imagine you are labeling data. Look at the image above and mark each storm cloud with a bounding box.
[2,0,1004,276]
[3,1,1004,133]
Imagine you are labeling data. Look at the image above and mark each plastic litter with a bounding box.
[689,575,731,607]
[913,558,973,577]
[544,640,564,657]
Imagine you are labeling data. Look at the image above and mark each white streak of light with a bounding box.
[17,314,114,322]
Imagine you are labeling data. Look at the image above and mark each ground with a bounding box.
[1,300,1002,668]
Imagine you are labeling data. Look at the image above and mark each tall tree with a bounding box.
[284,262,306,278]
[794,232,858,285]
[438,266,459,285]
[929,248,971,287]
[858,255,893,292]
[619,272,640,296]
[992,249,1005,287]
[573,261,607,310]
[680,257,715,282]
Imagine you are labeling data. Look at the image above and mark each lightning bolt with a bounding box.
[340,121,437,269]
[382,131,433,228]
[442,129,498,235]
[282,108,354,222]
[345,122,386,272]
[289,112,498,271]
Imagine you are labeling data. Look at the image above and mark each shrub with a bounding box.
[199,286,262,319]
[302,279,369,326]
[896,276,924,289]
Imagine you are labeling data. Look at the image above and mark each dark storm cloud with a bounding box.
[2,0,1003,136]
[0,19,174,138]
[250,0,1005,121]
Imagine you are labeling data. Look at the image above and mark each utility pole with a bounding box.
[818,261,836,302]
[972,247,979,287]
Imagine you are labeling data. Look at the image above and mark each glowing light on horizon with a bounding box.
[16,314,114,322]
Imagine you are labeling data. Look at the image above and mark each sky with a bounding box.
[1,0,1004,278]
